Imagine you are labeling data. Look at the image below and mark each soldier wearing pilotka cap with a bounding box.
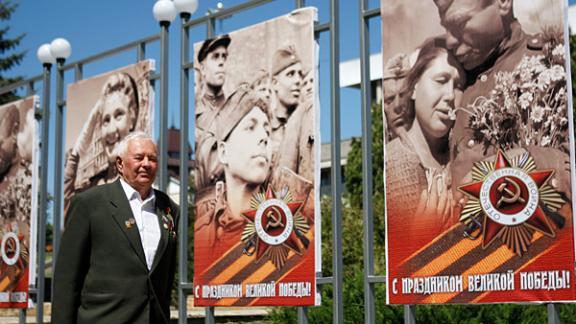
[195,34,242,191]
[194,88,313,255]
[196,34,231,133]
[195,90,272,251]
[269,45,304,174]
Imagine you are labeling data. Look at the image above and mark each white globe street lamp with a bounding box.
[50,38,72,62]
[153,0,178,24]
[174,0,198,15]
[37,43,55,65]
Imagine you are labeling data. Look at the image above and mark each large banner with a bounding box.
[65,60,154,216]
[383,0,576,304]
[193,7,319,306]
[0,96,38,308]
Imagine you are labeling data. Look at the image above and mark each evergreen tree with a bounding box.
[0,0,24,104]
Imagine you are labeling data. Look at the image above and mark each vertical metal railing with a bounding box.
[178,9,191,324]
[37,63,52,324]
[328,0,343,322]
[359,0,375,322]
[52,58,65,274]
[158,21,171,192]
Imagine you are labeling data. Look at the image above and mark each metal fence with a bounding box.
[0,0,568,323]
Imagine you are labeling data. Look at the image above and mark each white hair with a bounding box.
[112,131,155,160]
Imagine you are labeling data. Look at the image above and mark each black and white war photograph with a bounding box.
[383,0,575,277]
[0,95,37,304]
[64,60,154,215]
[193,7,319,284]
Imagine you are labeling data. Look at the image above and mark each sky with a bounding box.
[8,0,382,143]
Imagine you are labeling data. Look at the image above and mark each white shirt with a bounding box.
[120,179,161,271]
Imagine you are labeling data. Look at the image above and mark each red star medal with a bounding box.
[241,185,309,268]
[458,150,560,255]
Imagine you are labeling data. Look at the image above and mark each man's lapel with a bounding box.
[108,180,148,268]
[151,190,169,273]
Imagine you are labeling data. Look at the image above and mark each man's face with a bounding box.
[101,92,133,160]
[254,80,272,104]
[383,77,408,136]
[301,71,314,102]
[220,107,271,185]
[439,0,505,70]
[117,139,158,194]
[201,46,228,88]
[273,62,302,108]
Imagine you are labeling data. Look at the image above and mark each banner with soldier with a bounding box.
[382,0,576,304]
[193,7,319,307]
[64,60,154,217]
[0,96,38,308]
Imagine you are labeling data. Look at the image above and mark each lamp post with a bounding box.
[36,42,55,324]
[153,0,177,193]
[49,37,71,276]
[174,0,198,322]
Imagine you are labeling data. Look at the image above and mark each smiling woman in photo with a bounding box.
[64,72,140,215]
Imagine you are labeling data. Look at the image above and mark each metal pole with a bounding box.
[158,21,170,192]
[359,0,375,322]
[547,304,561,324]
[18,308,26,324]
[178,11,191,324]
[404,305,416,324]
[37,62,52,324]
[329,0,343,322]
[298,307,309,324]
[206,307,215,324]
[204,13,217,324]
[53,58,65,282]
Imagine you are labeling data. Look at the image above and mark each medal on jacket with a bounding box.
[163,207,176,239]
[125,218,136,229]
[458,150,563,256]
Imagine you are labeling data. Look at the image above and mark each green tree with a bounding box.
[0,0,24,104]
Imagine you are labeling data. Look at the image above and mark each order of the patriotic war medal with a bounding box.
[241,185,310,269]
[458,150,565,255]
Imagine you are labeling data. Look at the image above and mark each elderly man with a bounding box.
[53,132,179,324]
[382,53,411,141]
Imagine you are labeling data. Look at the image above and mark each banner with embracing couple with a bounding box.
[382,0,576,304]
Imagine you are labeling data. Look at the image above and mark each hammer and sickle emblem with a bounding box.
[496,177,526,208]
[265,206,285,230]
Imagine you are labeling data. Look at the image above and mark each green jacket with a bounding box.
[52,180,179,324]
